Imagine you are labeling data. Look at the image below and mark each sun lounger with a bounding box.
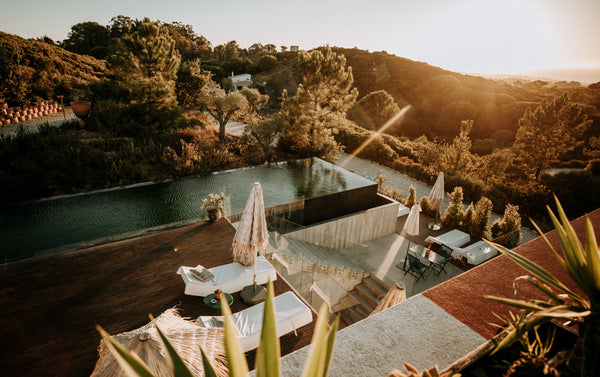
[425,229,470,248]
[196,291,313,352]
[397,203,410,217]
[177,256,277,297]
[452,240,498,265]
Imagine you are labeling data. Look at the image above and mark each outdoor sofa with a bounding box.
[177,256,277,297]
[196,291,313,352]
[451,240,498,265]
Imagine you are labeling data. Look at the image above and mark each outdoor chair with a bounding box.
[404,254,430,282]
[196,291,313,352]
[177,256,277,297]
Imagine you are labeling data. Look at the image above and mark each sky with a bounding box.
[2,0,599,82]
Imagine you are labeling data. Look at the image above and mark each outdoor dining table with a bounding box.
[409,244,450,275]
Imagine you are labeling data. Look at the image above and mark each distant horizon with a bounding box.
[1,0,599,84]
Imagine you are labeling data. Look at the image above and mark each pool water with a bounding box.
[1,158,375,262]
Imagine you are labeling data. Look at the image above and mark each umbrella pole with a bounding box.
[402,234,412,270]
[253,261,257,294]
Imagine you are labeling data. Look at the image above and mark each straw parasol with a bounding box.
[90,308,227,377]
[427,172,444,231]
[369,282,407,316]
[401,204,421,271]
[231,182,269,303]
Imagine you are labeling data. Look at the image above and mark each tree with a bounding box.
[198,88,249,141]
[474,148,514,185]
[490,204,522,247]
[279,46,358,161]
[161,21,212,61]
[513,93,592,179]
[176,59,216,109]
[239,87,269,115]
[442,187,465,229]
[347,90,400,131]
[470,196,493,240]
[62,21,110,58]
[110,18,181,109]
[437,120,474,173]
[257,54,278,71]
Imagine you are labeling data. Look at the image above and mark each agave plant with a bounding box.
[485,196,599,377]
[97,280,339,377]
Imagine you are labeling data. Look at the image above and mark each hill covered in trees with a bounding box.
[1,17,600,230]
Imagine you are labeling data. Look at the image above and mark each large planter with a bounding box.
[70,101,92,118]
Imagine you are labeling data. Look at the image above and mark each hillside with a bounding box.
[0,31,109,104]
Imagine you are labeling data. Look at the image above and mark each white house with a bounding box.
[231,73,252,92]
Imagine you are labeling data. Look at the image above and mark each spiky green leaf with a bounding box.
[221,295,249,377]
[255,281,280,377]
[201,348,219,377]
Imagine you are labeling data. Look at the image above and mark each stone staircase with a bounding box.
[332,274,391,328]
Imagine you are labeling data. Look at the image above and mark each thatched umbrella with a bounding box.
[401,204,421,271]
[369,282,407,316]
[231,182,269,303]
[90,309,227,377]
[427,172,444,230]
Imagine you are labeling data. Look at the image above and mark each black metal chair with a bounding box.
[404,254,430,282]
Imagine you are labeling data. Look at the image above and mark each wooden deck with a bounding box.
[0,218,316,377]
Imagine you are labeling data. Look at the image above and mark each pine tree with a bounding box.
[404,185,417,208]
[491,204,522,247]
[442,187,465,229]
[514,93,592,179]
[279,46,358,161]
[471,196,493,240]
[347,89,400,131]
[110,18,181,109]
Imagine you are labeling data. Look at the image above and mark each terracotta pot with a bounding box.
[207,209,222,223]
[70,101,92,117]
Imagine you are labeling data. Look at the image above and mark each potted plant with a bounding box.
[200,192,229,222]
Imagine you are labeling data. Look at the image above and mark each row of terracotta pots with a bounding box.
[0,102,62,127]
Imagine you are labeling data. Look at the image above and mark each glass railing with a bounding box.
[264,214,370,315]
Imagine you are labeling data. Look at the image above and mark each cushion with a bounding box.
[190,267,214,282]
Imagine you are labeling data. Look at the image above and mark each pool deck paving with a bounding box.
[276,209,598,376]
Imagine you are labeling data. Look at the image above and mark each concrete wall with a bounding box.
[286,198,398,250]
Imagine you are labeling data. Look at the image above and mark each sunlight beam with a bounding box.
[339,104,411,170]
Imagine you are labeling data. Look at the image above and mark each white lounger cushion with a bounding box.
[197,291,313,353]
[425,229,470,248]
[452,240,498,265]
[177,256,277,297]
[397,203,410,217]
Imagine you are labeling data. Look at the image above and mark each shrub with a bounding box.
[442,187,465,229]
[470,196,493,240]
[403,185,417,208]
[490,204,522,247]
[419,196,437,217]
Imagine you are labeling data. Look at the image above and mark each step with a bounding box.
[347,305,367,322]
[355,284,380,307]
[348,290,375,314]
[363,276,389,298]
[338,309,355,328]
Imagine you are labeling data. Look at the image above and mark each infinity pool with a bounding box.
[1,158,375,262]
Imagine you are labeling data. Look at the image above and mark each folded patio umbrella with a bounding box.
[231,182,270,303]
[401,204,421,270]
[90,308,227,377]
[427,172,444,230]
